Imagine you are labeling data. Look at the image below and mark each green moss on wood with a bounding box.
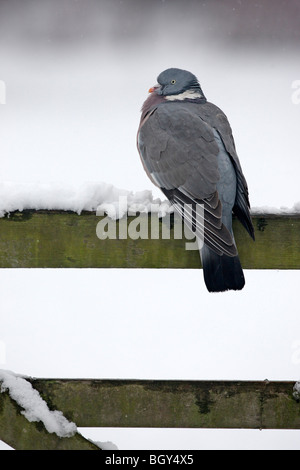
[0,390,100,450]
[2,378,300,450]
[0,211,299,269]
[28,379,300,430]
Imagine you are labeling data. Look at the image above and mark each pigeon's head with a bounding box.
[149,68,205,100]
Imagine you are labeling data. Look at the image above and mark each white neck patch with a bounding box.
[165,89,202,101]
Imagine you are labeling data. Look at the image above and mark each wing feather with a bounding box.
[137,100,254,256]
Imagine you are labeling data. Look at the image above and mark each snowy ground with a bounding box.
[1,1,300,450]
[0,45,300,210]
[1,269,300,450]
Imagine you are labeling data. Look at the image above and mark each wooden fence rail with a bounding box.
[1,379,300,450]
[1,211,299,449]
[0,211,299,269]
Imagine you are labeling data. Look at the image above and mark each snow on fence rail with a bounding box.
[0,185,299,449]
[0,181,299,269]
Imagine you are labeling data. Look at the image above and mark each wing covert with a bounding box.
[138,103,220,200]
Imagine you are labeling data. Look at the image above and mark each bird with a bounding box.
[137,68,255,293]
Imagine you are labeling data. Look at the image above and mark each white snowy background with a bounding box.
[1,0,300,450]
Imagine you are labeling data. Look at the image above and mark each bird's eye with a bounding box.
[171,79,176,84]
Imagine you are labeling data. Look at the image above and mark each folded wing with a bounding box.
[137,102,241,256]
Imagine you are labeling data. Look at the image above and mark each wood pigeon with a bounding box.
[137,68,255,292]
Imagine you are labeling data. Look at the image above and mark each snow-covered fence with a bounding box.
[1,203,300,449]
[0,371,99,450]
[0,210,299,268]
[1,377,300,450]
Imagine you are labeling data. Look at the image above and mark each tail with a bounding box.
[200,244,245,293]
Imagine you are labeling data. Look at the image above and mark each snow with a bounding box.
[96,441,119,450]
[251,202,300,216]
[0,181,171,219]
[0,369,77,438]
[2,269,299,382]
[0,47,299,211]
[1,0,300,451]
[1,268,300,450]
[293,381,300,401]
[0,181,299,218]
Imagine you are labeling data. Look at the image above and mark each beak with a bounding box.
[148,84,160,93]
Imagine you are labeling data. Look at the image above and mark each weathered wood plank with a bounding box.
[0,211,299,269]
[1,378,299,449]
[0,390,100,450]
[29,379,300,430]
